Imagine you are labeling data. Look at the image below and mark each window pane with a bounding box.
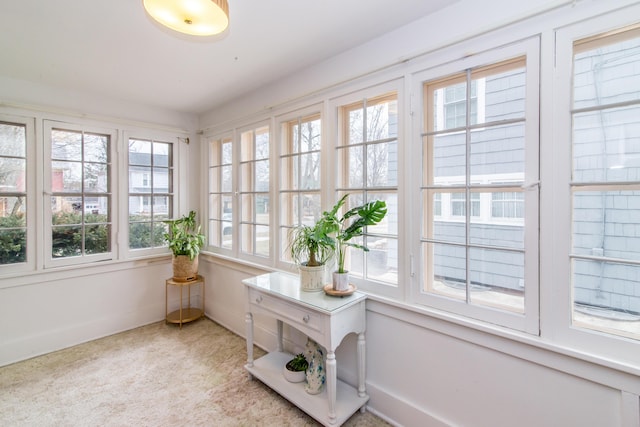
[84,163,108,192]
[573,259,640,338]
[52,161,82,192]
[348,108,364,144]
[337,146,363,188]
[367,140,397,187]
[0,157,25,192]
[425,242,466,301]
[572,191,640,261]
[476,66,526,123]
[129,222,152,249]
[367,99,398,140]
[430,132,466,183]
[129,140,152,166]
[470,122,525,183]
[0,122,26,157]
[469,247,524,313]
[298,152,321,190]
[84,224,109,254]
[153,142,170,167]
[221,165,232,192]
[573,105,640,182]
[51,130,82,161]
[574,32,640,110]
[0,197,26,264]
[255,159,269,191]
[84,133,108,163]
[51,225,81,258]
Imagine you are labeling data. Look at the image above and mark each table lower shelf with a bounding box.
[245,351,369,427]
[166,308,203,325]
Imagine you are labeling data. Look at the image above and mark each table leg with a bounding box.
[201,279,205,318]
[326,350,337,424]
[357,332,367,398]
[179,284,183,329]
[245,312,254,371]
[276,319,283,352]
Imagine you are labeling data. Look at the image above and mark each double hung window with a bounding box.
[416,39,540,333]
[128,138,173,251]
[278,112,322,262]
[240,124,271,258]
[336,92,399,290]
[45,122,115,266]
[207,135,234,250]
[0,118,32,270]
[569,26,640,341]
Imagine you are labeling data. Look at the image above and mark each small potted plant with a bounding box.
[289,222,334,292]
[283,353,308,383]
[163,210,205,282]
[319,194,387,291]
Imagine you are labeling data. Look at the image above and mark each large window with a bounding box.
[418,40,539,333]
[0,121,28,266]
[570,26,640,340]
[46,123,113,264]
[207,136,234,250]
[128,138,173,251]
[337,93,399,287]
[240,124,270,258]
[278,113,322,262]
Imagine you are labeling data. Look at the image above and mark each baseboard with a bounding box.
[365,381,452,427]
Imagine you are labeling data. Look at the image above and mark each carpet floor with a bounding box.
[0,318,390,427]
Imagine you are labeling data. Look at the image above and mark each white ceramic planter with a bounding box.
[282,366,306,383]
[332,271,350,291]
[299,263,326,292]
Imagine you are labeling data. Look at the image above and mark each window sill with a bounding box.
[0,254,171,290]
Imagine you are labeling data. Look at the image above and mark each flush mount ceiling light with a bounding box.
[143,0,229,36]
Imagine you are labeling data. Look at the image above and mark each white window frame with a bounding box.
[328,79,404,299]
[204,131,236,256]
[123,130,178,259]
[549,7,640,366]
[0,114,36,276]
[275,104,324,270]
[411,37,540,334]
[237,120,273,264]
[43,120,118,268]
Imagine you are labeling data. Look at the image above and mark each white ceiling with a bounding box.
[0,0,456,115]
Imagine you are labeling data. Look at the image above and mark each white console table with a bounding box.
[243,272,368,426]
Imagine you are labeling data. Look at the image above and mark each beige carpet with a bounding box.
[0,318,389,427]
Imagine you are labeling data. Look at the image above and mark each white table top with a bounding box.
[242,271,366,314]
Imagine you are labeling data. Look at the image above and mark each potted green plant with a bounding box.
[319,194,387,291]
[289,222,334,292]
[283,353,308,383]
[163,210,205,282]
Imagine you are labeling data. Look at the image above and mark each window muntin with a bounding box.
[240,125,270,258]
[421,56,535,324]
[570,26,640,340]
[50,128,111,260]
[279,113,322,263]
[0,121,27,265]
[337,94,398,286]
[128,138,173,251]
[208,136,234,250]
